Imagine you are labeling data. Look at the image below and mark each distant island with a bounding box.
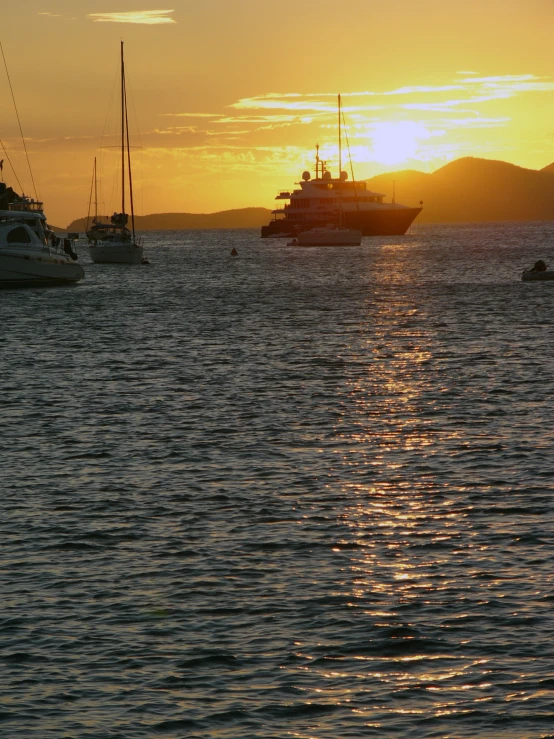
[66,207,272,233]
[65,157,554,231]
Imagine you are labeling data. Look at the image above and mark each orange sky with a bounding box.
[2,0,554,226]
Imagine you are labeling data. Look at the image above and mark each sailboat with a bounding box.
[290,95,362,247]
[87,42,145,264]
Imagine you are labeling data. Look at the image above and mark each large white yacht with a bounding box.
[0,184,84,288]
[261,149,422,239]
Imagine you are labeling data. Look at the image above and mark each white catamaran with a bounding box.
[87,42,145,265]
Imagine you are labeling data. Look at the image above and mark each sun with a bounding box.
[369,121,430,166]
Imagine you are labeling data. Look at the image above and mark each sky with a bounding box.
[2,0,554,226]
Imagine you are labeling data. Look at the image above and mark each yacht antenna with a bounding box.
[338,94,342,178]
[342,107,360,214]
[315,143,320,179]
[0,40,37,199]
[392,179,396,204]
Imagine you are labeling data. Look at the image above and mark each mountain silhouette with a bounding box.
[367,157,554,223]
[65,158,554,231]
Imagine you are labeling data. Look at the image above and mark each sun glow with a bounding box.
[368,121,432,166]
[7,0,554,226]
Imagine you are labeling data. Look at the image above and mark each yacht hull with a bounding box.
[89,242,144,264]
[0,252,84,288]
[262,207,422,238]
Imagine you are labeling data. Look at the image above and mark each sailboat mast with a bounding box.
[338,94,342,177]
[94,157,98,221]
[120,40,125,216]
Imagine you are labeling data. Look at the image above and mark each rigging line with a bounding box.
[124,66,144,225]
[98,62,120,219]
[124,66,144,150]
[0,40,38,200]
[124,80,136,240]
[342,109,360,213]
[0,138,24,192]
[85,158,95,232]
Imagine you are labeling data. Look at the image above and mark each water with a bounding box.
[1,222,554,738]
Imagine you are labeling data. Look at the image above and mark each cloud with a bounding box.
[231,76,554,113]
[88,10,176,24]
[161,113,220,118]
[38,12,63,17]
[148,73,554,173]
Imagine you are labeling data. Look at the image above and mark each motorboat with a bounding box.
[0,45,84,287]
[288,224,362,246]
[522,260,554,281]
[522,270,554,281]
[87,42,145,265]
[266,232,295,239]
[0,184,84,288]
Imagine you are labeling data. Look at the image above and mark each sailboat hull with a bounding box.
[89,241,143,264]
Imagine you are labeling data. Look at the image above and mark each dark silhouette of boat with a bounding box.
[261,96,421,238]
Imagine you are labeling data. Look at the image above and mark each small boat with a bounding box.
[87,42,145,265]
[522,260,554,281]
[289,224,362,247]
[266,232,294,239]
[0,185,84,288]
[522,270,554,281]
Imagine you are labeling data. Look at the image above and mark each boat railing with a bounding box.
[7,199,44,213]
[2,239,69,256]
